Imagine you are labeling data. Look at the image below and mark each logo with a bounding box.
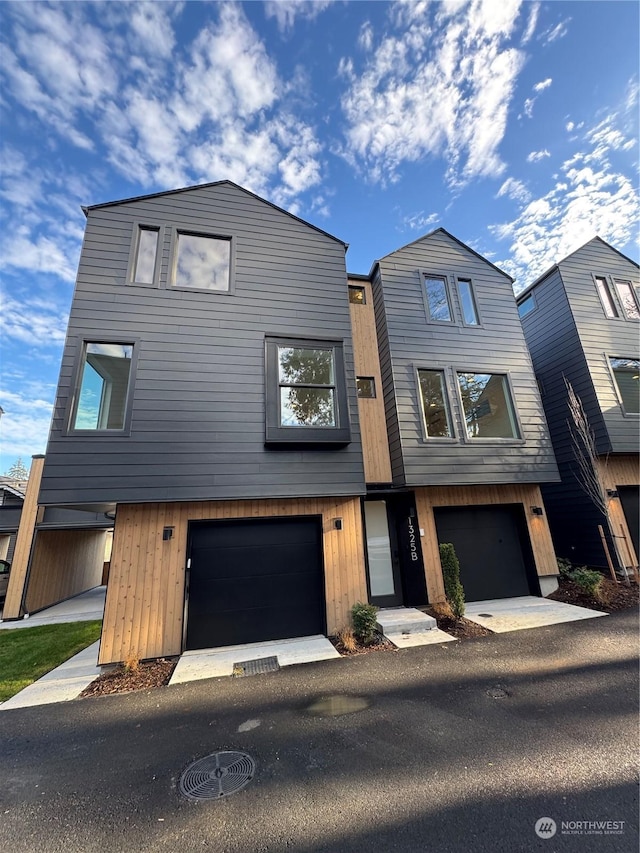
[535,817,557,839]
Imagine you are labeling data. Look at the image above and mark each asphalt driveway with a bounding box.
[0,609,637,853]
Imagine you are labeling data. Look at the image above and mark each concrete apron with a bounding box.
[0,586,106,629]
[463,596,607,632]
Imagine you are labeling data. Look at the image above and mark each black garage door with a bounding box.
[618,487,639,563]
[434,505,535,602]
[185,516,325,651]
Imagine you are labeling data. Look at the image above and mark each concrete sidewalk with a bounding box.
[0,586,106,629]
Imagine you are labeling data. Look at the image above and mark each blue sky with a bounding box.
[1,0,638,474]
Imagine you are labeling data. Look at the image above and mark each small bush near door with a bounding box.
[351,602,378,645]
[439,543,465,618]
[568,567,605,601]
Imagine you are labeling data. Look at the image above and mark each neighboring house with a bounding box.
[20,182,561,664]
[516,237,639,573]
[0,478,26,565]
[349,229,559,609]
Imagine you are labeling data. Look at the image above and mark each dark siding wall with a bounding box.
[40,183,365,505]
[371,265,405,485]
[519,270,610,567]
[376,230,558,487]
[559,239,639,454]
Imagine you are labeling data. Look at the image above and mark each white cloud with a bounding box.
[521,1,540,44]
[0,387,53,463]
[527,149,551,163]
[338,0,527,186]
[264,0,333,33]
[542,19,570,44]
[0,292,70,346]
[490,106,639,290]
[400,211,440,232]
[358,21,374,51]
[497,177,531,203]
[533,77,552,92]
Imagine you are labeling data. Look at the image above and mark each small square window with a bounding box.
[613,279,640,320]
[132,226,159,285]
[458,279,479,325]
[457,372,520,439]
[172,232,230,290]
[518,294,536,318]
[71,343,133,431]
[349,286,366,304]
[356,377,376,398]
[423,275,452,322]
[594,276,619,318]
[609,357,640,414]
[418,369,453,438]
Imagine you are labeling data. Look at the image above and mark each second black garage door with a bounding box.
[434,505,536,602]
[185,516,325,651]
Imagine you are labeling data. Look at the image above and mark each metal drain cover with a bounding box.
[233,656,279,677]
[179,751,255,801]
[477,613,493,618]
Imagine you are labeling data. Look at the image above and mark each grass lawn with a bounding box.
[0,620,102,702]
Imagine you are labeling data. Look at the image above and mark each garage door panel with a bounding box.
[435,506,531,602]
[186,516,325,650]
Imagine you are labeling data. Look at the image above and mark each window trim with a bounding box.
[453,367,524,443]
[356,376,376,398]
[65,337,139,436]
[607,354,640,417]
[264,336,351,444]
[415,366,456,442]
[593,274,620,319]
[127,223,162,288]
[168,227,236,294]
[456,277,482,327]
[420,270,454,324]
[612,278,640,321]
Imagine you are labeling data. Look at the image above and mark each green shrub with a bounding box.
[351,602,378,645]
[557,557,573,578]
[569,567,604,600]
[439,543,465,618]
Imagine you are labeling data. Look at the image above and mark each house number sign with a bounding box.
[407,517,419,562]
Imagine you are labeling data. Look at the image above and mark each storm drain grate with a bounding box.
[179,751,256,801]
[477,613,493,618]
[232,656,280,677]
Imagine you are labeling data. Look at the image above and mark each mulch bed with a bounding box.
[329,630,397,656]
[80,658,177,698]
[424,611,493,639]
[548,575,639,613]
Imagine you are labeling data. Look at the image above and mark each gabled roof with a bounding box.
[359,227,513,282]
[82,179,347,248]
[0,483,25,500]
[516,236,640,302]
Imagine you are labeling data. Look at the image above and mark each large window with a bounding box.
[423,275,452,322]
[132,226,159,285]
[265,338,350,443]
[609,358,640,414]
[418,369,453,438]
[172,232,231,290]
[71,343,133,431]
[349,285,366,305]
[613,279,640,320]
[457,279,479,325]
[457,372,520,439]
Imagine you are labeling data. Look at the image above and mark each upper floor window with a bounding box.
[456,372,520,439]
[132,226,159,285]
[518,294,536,318]
[457,279,479,325]
[349,285,366,304]
[71,343,133,431]
[172,232,230,291]
[423,275,452,322]
[609,357,640,414]
[594,276,619,318]
[613,279,640,320]
[265,338,350,443]
[418,369,453,438]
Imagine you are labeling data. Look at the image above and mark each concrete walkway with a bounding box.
[0,586,106,629]
[0,594,608,711]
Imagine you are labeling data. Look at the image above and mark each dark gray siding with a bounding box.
[40,183,365,505]
[559,238,639,454]
[519,269,610,567]
[371,264,404,485]
[376,230,558,487]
